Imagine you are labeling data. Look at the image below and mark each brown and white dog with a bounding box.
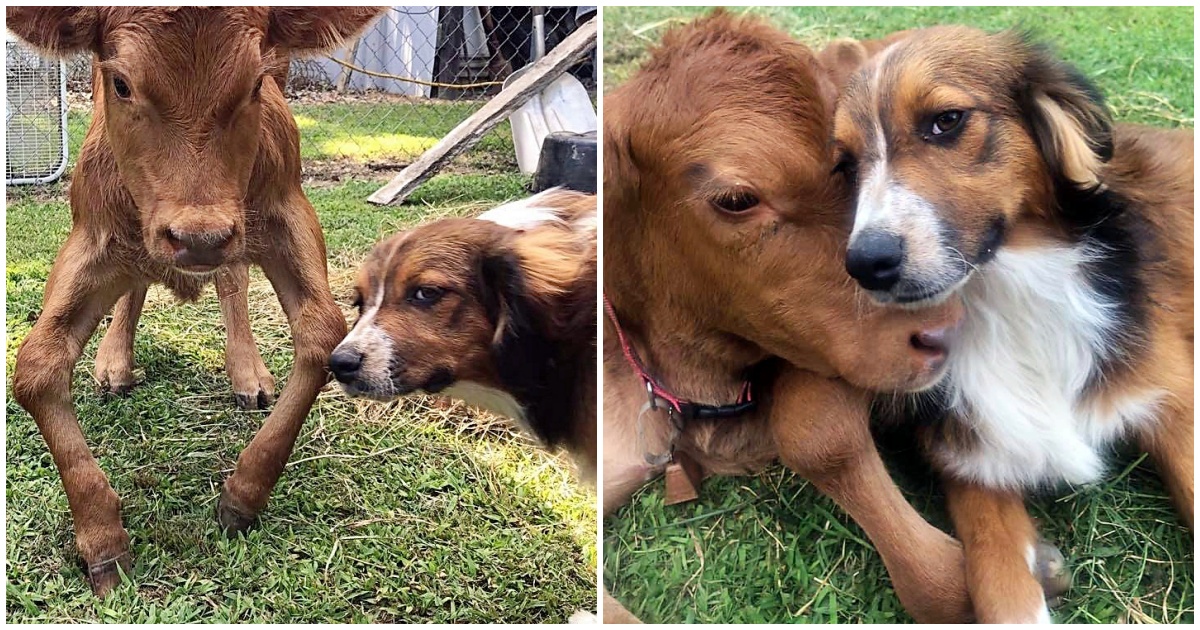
[603,13,976,623]
[834,27,1194,622]
[329,188,598,481]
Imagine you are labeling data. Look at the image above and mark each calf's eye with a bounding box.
[112,75,132,99]
[712,190,760,214]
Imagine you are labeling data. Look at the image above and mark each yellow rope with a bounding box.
[324,54,505,90]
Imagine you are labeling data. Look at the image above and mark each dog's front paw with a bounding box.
[1034,540,1072,602]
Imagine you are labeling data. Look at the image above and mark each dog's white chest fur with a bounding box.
[441,382,533,437]
[934,245,1161,489]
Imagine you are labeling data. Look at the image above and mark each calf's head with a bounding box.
[6,6,383,273]
[604,13,964,393]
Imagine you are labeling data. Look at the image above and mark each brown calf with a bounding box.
[7,7,383,595]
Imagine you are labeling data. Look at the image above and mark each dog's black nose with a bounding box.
[328,347,363,382]
[846,230,905,291]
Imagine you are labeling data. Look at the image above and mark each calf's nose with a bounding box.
[846,230,905,291]
[167,225,234,254]
[329,347,364,382]
[165,221,237,269]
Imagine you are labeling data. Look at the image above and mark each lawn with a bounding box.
[6,98,596,622]
[602,6,1194,624]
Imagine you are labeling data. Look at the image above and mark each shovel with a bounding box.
[503,7,597,175]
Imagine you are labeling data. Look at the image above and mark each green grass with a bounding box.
[59,100,518,175]
[602,6,1193,624]
[291,101,516,167]
[604,6,1193,127]
[6,101,593,622]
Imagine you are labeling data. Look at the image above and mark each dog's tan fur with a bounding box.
[7,6,384,595]
[334,191,597,479]
[603,13,973,623]
[834,26,1193,622]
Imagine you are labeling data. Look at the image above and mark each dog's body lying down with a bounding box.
[834,27,1193,622]
[603,13,975,623]
[330,188,597,480]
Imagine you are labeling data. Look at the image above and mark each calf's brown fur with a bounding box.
[603,13,971,622]
[7,6,383,595]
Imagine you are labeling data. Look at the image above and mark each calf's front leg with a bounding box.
[94,283,147,395]
[13,233,131,595]
[217,201,346,532]
[768,368,972,623]
[216,264,276,410]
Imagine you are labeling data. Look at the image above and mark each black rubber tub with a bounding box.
[532,130,596,194]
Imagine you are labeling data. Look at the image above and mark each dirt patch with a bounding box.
[299,154,515,189]
[301,159,396,188]
[286,89,486,108]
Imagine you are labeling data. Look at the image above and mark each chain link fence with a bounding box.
[50,6,596,180]
[6,34,68,184]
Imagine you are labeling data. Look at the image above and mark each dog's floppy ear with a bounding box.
[1013,32,1114,190]
[6,7,102,56]
[479,250,539,354]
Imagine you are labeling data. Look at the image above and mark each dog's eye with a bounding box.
[930,110,965,136]
[112,75,132,100]
[833,152,859,184]
[408,286,444,306]
[711,190,760,214]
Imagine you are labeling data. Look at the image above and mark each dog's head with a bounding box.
[330,192,596,403]
[835,26,1113,307]
[605,12,963,393]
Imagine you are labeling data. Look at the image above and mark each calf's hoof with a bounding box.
[84,551,133,596]
[216,487,259,535]
[1035,540,1072,601]
[234,389,274,411]
[228,359,275,411]
[96,366,140,397]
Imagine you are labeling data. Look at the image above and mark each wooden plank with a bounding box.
[334,36,362,93]
[368,16,596,206]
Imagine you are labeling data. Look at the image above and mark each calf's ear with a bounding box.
[6,7,101,57]
[267,7,387,54]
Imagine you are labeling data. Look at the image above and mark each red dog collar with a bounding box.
[603,294,756,422]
